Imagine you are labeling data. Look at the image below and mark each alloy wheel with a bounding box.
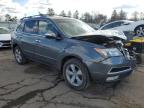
[15,48,22,63]
[136,26,144,36]
[65,64,83,87]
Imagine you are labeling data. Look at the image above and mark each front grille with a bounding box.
[110,67,131,73]
[0,40,11,47]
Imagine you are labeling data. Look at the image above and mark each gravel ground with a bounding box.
[0,49,144,108]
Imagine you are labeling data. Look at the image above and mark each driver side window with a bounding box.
[38,20,57,35]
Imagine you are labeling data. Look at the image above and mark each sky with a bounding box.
[0,0,144,18]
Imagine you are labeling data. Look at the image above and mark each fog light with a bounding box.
[106,76,119,81]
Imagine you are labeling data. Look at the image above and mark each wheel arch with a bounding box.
[60,55,92,80]
[12,43,18,53]
[60,55,82,71]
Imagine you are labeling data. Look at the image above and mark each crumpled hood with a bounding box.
[94,30,127,40]
[0,34,11,41]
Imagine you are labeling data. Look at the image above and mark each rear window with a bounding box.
[23,20,38,34]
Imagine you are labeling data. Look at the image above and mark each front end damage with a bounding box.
[73,30,136,82]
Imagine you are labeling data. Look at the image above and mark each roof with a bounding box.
[20,14,73,22]
[108,20,134,23]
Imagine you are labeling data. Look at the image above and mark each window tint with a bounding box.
[112,21,124,28]
[102,23,113,30]
[38,20,57,35]
[24,20,38,34]
[102,21,124,30]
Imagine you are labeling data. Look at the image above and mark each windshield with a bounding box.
[54,19,95,37]
[0,28,9,34]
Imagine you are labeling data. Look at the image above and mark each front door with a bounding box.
[34,20,66,65]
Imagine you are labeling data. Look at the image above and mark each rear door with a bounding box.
[18,20,39,59]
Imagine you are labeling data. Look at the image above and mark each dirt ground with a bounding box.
[0,49,144,108]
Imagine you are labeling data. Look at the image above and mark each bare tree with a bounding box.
[59,10,66,17]
[140,12,144,20]
[110,10,118,21]
[67,11,72,17]
[83,12,92,23]
[47,8,55,16]
[131,11,139,21]
[118,9,127,20]
[73,10,79,19]
[80,14,85,21]
[5,14,11,22]
[12,16,17,22]
[96,14,107,24]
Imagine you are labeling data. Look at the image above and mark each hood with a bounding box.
[0,34,11,41]
[72,31,125,48]
[94,30,127,40]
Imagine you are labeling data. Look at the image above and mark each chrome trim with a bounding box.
[0,41,11,48]
[0,45,11,48]
[108,67,132,75]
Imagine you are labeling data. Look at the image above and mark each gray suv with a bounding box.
[11,15,136,90]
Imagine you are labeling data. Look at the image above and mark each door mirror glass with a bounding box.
[44,31,62,40]
[45,31,57,39]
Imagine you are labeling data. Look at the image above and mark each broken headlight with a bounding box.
[95,48,122,58]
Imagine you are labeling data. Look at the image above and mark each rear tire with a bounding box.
[63,58,90,90]
[14,46,28,65]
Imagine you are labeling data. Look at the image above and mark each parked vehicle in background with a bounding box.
[11,15,136,90]
[99,20,144,36]
[0,27,11,48]
[0,22,17,31]
[87,23,100,30]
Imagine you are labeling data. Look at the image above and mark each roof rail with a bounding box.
[20,14,48,21]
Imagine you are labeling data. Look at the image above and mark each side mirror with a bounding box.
[45,32,57,38]
[44,32,62,40]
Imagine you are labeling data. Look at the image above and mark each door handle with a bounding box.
[35,39,41,43]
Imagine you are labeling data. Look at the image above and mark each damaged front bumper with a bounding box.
[85,56,136,83]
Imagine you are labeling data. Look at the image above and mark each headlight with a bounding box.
[95,48,122,58]
[95,48,108,58]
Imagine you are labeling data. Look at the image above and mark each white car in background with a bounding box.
[99,20,144,36]
[0,27,11,48]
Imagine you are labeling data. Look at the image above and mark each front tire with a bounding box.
[63,58,90,90]
[14,46,28,65]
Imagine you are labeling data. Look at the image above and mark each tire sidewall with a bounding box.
[14,46,26,64]
[63,59,90,90]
